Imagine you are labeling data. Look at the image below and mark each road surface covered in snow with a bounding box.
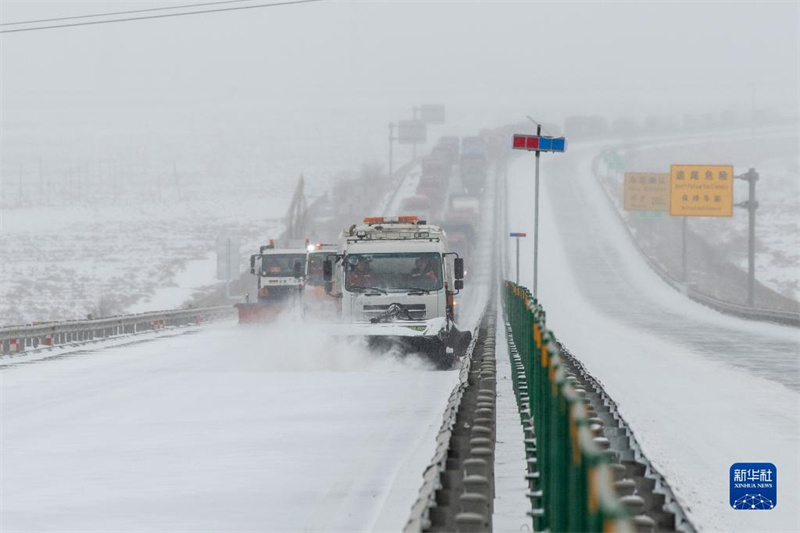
[1,319,460,531]
[505,139,799,532]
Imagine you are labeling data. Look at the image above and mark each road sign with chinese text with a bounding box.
[670,164,734,217]
[624,172,669,212]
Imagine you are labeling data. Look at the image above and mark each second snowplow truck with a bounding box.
[323,216,471,368]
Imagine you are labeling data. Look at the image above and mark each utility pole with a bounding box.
[226,237,231,301]
[750,83,756,137]
[735,168,759,307]
[533,124,541,296]
[388,122,395,184]
[412,107,419,160]
[681,216,688,282]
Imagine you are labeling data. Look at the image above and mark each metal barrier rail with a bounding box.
[0,306,237,356]
[590,153,800,328]
[504,281,632,533]
[404,307,485,533]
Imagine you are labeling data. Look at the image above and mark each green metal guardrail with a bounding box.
[504,281,632,533]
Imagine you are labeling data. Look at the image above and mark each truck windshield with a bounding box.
[305,253,326,285]
[260,254,306,277]
[345,253,443,292]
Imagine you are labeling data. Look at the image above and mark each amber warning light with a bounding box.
[363,216,420,224]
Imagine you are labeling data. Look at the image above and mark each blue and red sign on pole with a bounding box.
[511,130,568,297]
[512,134,567,153]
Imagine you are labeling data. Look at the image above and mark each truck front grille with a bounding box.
[362,304,426,321]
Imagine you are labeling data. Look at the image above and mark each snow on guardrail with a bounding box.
[0,306,236,356]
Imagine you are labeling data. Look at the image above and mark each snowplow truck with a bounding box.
[323,216,471,369]
[236,241,307,323]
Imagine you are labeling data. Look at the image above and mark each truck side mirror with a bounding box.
[293,261,303,278]
[323,259,333,282]
[455,279,464,290]
[454,257,464,280]
[250,255,256,275]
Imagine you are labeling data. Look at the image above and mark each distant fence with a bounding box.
[0,306,236,356]
[503,281,632,533]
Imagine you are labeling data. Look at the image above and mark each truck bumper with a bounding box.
[331,317,449,339]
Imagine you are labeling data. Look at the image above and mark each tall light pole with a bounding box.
[511,129,567,299]
[388,122,396,184]
[533,124,541,296]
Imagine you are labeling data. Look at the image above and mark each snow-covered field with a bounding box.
[0,198,285,325]
[505,140,799,532]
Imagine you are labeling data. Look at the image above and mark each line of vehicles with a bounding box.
[235,135,489,368]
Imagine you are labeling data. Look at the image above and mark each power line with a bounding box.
[0,0,324,34]
[1,0,256,27]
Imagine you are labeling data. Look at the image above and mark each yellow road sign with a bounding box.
[624,172,669,212]
[670,164,734,217]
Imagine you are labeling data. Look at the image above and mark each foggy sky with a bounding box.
[1,0,798,177]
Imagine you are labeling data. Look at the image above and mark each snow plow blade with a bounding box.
[325,318,472,370]
[235,302,284,324]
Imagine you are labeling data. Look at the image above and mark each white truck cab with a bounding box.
[250,241,307,301]
[324,216,470,368]
[236,240,307,323]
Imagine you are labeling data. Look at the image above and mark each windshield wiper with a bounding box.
[352,286,388,295]
[405,287,432,295]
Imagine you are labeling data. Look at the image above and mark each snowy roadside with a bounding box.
[506,144,799,532]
